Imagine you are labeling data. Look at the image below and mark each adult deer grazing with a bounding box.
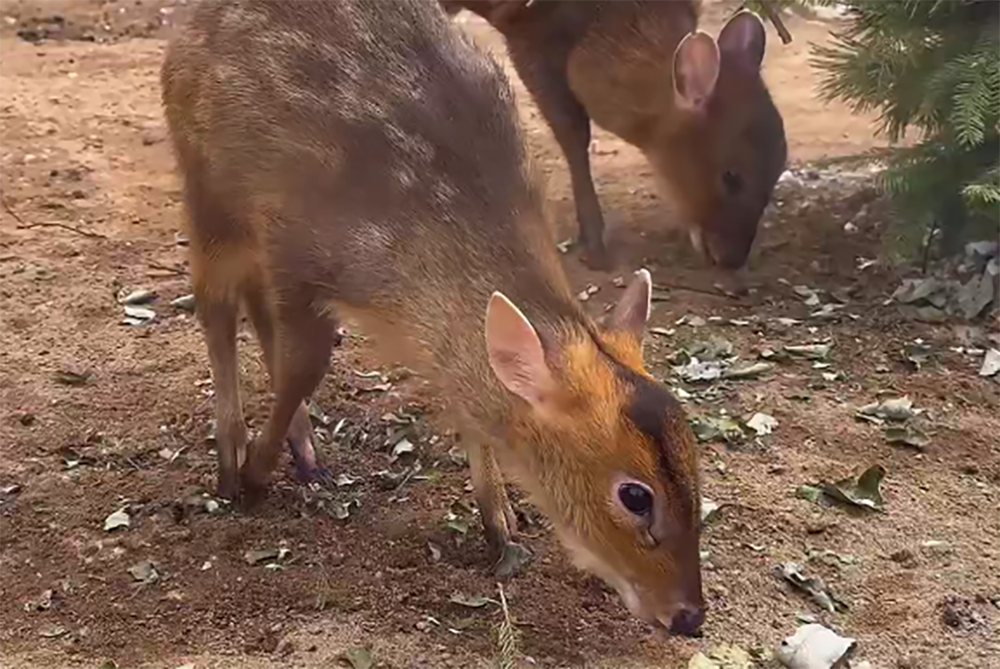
[162,0,705,635]
[441,0,788,271]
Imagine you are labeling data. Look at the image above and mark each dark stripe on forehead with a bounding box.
[613,363,695,516]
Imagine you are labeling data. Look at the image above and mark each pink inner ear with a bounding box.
[672,32,720,111]
[484,292,553,406]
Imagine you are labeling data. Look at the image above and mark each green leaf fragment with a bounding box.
[340,646,373,669]
[798,465,886,512]
[690,415,746,444]
[823,465,886,511]
[795,484,824,505]
[688,643,753,669]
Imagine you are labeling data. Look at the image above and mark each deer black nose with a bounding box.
[669,606,705,637]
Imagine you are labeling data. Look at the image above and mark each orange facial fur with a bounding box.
[496,320,703,627]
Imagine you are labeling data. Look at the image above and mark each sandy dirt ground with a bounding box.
[1,1,998,668]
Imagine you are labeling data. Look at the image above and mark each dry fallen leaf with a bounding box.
[128,560,159,583]
[675,358,725,382]
[882,424,930,450]
[171,294,196,313]
[979,349,1000,377]
[244,548,281,566]
[856,396,914,423]
[391,438,415,461]
[449,592,495,608]
[776,623,856,669]
[784,343,833,361]
[700,498,721,523]
[747,412,779,436]
[103,507,130,532]
[37,624,67,638]
[119,288,156,305]
[779,563,848,613]
[53,369,90,386]
[122,304,156,324]
[723,362,774,380]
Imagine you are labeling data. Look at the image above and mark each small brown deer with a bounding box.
[440,0,788,271]
[162,0,704,634]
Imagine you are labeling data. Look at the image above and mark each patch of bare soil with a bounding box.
[1,2,998,669]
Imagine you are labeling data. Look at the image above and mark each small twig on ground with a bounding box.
[168,443,189,464]
[2,197,108,240]
[19,221,109,239]
[920,218,939,275]
[147,260,189,276]
[392,464,420,494]
[3,198,37,227]
[654,282,739,299]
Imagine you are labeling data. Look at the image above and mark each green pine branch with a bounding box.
[806,0,1000,257]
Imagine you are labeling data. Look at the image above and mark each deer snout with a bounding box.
[688,226,742,269]
[707,243,751,271]
[640,592,706,637]
[665,605,705,637]
[692,224,754,270]
[652,603,705,637]
[612,581,706,636]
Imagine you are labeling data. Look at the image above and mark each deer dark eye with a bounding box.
[618,482,654,516]
[722,170,743,195]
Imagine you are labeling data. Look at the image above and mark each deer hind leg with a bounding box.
[467,442,532,578]
[191,262,251,501]
[242,278,334,485]
[184,187,254,501]
[194,276,244,501]
[241,285,336,495]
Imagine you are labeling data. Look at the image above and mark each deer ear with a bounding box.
[673,31,720,111]
[609,269,652,341]
[718,9,766,72]
[485,292,555,406]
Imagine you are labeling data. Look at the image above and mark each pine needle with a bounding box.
[493,583,519,669]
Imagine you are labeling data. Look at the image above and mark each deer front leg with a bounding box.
[507,37,611,270]
[466,442,531,578]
